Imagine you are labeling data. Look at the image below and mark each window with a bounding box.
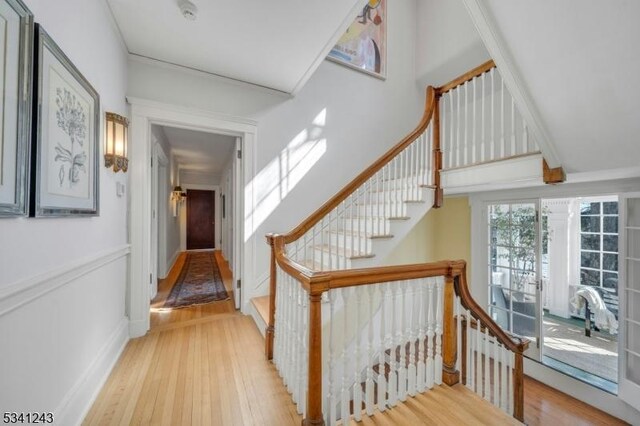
[580,200,619,292]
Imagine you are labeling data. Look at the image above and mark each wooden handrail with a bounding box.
[435,59,496,96]
[280,86,437,244]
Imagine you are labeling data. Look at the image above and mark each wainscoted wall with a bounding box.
[0,0,129,424]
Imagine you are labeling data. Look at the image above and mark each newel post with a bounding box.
[304,283,326,426]
[432,92,444,208]
[513,348,525,422]
[265,234,277,360]
[442,274,459,385]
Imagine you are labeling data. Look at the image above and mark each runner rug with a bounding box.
[163,252,229,309]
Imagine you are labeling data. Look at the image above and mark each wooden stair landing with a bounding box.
[347,384,521,426]
[252,295,270,324]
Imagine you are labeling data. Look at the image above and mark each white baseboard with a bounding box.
[55,318,129,426]
[129,318,149,338]
[164,249,181,277]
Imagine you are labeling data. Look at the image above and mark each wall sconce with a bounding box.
[172,186,186,202]
[104,112,129,172]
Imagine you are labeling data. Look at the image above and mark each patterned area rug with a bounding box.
[163,252,229,309]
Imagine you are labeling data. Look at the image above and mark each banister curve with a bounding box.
[281,86,437,244]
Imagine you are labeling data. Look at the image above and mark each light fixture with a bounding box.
[172,186,184,201]
[104,112,129,172]
[179,0,198,21]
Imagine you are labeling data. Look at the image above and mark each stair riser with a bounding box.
[328,233,372,252]
[312,249,354,269]
[366,188,423,203]
[356,203,407,217]
[342,217,391,234]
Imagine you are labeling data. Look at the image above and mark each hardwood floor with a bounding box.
[84,251,629,425]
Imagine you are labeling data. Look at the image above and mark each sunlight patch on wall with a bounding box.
[245,109,328,241]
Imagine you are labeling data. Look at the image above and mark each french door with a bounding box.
[487,200,542,360]
[619,193,640,410]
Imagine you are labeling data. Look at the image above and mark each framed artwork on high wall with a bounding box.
[31,24,100,217]
[0,0,33,217]
[327,0,387,79]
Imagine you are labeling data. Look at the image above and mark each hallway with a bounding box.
[84,252,302,425]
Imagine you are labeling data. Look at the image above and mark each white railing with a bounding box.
[272,263,309,416]
[455,294,524,417]
[284,124,434,271]
[440,67,540,170]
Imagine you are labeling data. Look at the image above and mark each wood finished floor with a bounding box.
[84,251,629,425]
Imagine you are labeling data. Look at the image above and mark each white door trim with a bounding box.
[127,97,257,337]
[150,142,169,300]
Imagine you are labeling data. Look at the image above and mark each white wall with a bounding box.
[151,125,180,275]
[0,0,129,424]
[128,0,423,309]
[416,0,489,87]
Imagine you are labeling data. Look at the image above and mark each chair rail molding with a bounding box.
[127,97,257,338]
[462,0,563,169]
[0,244,130,317]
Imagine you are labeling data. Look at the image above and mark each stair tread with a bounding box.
[327,229,394,239]
[250,296,269,325]
[314,244,375,259]
[346,215,411,220]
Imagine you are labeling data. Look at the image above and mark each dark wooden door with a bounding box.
[187,190,215,250]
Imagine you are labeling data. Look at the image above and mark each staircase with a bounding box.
[261,61,553,425]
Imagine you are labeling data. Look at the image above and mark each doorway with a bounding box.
[187,189,216,250]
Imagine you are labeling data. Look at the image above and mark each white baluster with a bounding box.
[481,72,486,163]
[508,351,514,415]
[441,94,447,169]
[493,334,499,406]
[376,171,381,236]
[388,284,399,406]
[426,282,435,389]
[466,309,473,391]
[522,122,529,154]
[417,282,426,393]
[378,284,389,411]
[434,278,443,385]
[455,297,461,373]
[341,288,351,423]
[398,281,408,401]
[472,77,477,164]
[490,69,495,161]
[510,96,516,156]
[456,87,461,167]
[474,316,481,394]
[300,288,308,416]
[500,344,507,412]
[326,290,337,425]
[449,91,454,169]
[353,287,363,421]
[464,82,469,166]
[408,280,419,397]
[365,286,375,416]
[500,74,505,158]
[484,325,490,401]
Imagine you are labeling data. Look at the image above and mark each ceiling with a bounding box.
[483,0,640,174]
[107,0,363,93]
[160,126,235,176]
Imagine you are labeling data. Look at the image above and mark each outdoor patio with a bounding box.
[542,313,618,383]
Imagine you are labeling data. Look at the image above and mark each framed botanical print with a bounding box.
[327,0,387,79]
[0,0,33,217]
[31,24,100,217]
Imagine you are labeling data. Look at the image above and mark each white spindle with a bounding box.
[341,288,350,422]
[510,97,516,156]
[434,278,443,385]
[398,281,408,401]
[326,291,337,425]
[522,122,529,154]
[408,281,418,397]
[490,69,495,161]
[500,75,505,158]
[417,283,426,393]
[353,287,363,421]
[493,335,499,406]
[481,72,486,163]
[449,92,454,169]
[378,284,389,411]
[365,286,375,416]
[500,344,507,412]
[464,82,469,166]
[426,283,434,389]
[484,324,490,401]
[456,87,461,167]
[455,297,461,373]
[472,78,477,164]
[508,351,514,415]
[474,316,480,394]
[466,309,473,391]
[388,284,399,406]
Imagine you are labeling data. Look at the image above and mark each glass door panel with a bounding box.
[487,200,541,359]
[619,194,640,411]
